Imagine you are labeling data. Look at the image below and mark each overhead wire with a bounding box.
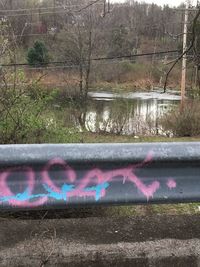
[1,55,180,71]
[0,50,180,68]
[0,1,104,17]
[0,1,183,75]
[0,20,185,39]
[0,3,92,13]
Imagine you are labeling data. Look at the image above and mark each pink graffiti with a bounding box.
[0,167,47,207]
[41,153,160,200]
[167,178,177,189]
[0,152,177,207]
[42,158,76,189]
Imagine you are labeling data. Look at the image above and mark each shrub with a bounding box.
[160,101,200,137]
[0,69,80,144]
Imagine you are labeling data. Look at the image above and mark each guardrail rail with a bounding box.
[0,142,199,210]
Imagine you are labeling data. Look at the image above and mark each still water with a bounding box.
[53,90,181,136]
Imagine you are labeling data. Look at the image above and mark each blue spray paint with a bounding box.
[0,182,110,203]
[43,184,74,201]
[84,182,110,201]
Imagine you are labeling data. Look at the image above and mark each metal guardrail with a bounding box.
[0,142,199,210]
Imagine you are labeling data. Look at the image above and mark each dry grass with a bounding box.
[23,60,182,92]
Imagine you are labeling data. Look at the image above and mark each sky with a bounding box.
[111,0,196,7]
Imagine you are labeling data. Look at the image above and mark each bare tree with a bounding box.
[163,7,200,93]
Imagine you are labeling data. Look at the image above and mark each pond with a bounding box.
[52,89,181,136]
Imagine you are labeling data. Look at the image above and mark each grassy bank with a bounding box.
[94,203,200,217]
[79,132,200,143]
[26,60,182,93]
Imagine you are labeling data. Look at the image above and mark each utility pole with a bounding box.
[9,0,12,9]
[53,0,56,27]
[181,1,189,106]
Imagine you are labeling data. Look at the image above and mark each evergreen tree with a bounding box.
[27,41,49,66]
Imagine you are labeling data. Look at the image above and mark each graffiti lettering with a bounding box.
[0,153,177,207]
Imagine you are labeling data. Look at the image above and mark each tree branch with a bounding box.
[163,7,200,93]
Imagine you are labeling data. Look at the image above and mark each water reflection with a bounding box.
[55,91,180,136]
[85,97,179,135]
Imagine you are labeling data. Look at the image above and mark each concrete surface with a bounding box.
[1,213,200,266]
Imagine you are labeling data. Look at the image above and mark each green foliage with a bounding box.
[27,40,49,66]
[0,69,80,144]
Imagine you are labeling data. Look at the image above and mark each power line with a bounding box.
[0,24,183,38]
[0,8,101,18]
[0,1,104,18]
[1,2,197,14]
[75,0,103,12]
[0,20,185,39]
[0,4,86,13]
[0,2,194,19]
[0,55,179,72]
[0,50,179,68]
[0,0,113,13]
[92,50,179,61]
[173,8,199,11]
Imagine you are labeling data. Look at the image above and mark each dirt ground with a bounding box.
[1,208,200,266]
